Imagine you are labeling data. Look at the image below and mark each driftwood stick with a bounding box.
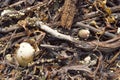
[0,24,20,33]
[75,22,116,38]
[36,21,77,43]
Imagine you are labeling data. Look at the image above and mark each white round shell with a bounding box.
[78,29,90,39]
[16,42,35,66]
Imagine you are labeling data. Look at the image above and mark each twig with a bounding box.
[36,21,77,43]
[40,44,62,49]
[0,32,26,41]
[105,35,120,43]
[40,44,75,52]
[0,24,20,33]
[75,22,116,38]
[108,51,120,65]
[83,11,100,19]
[35,21,120,53]
[93,52,103,77]
[0,0,26,11]
[51,65,92,77]
[83,5,120,19]
[111,5,120,12]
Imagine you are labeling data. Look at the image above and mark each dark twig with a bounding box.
[51,65,92,78]
[0,32,26,41]
[107,50,120,66]
[75,22,116,38]
[83,5,120,19]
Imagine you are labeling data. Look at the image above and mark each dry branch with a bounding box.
[83,5,120,19]
[75,22,116,38]
[36,21,77,43]
[51,65,92,78]
[0,32,26,41]
[36,21,120,53]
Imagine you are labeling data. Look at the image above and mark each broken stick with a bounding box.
[36,21,120,53]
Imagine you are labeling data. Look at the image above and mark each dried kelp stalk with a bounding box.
[60,0,77,29]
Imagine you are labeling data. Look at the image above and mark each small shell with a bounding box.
[16,42,35,66]
[116,60,120,68]
[84,56,91,64]
[5,54,14,63]
[117,27,120,34]
[78,29,90,39]
[1,10,12,16]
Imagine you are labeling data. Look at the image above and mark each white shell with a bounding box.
[1,10,12,16]
[78,29,90,39]
[117,27,120,34]
[16,42,35,66]
[84,56,91,64]
[5,54,13,63]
